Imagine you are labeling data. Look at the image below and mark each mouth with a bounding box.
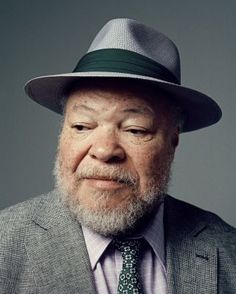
[83,177,127,189]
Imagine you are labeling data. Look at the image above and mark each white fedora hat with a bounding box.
[25,18,222,132]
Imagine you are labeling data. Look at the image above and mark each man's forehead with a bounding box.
[64,78,173,112]
[69,101,156,118]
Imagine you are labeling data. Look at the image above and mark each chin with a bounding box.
[59,187,163,237]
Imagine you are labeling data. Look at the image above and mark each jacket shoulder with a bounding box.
[0,191,55,233]
[165,195,236,239]
[0,191,59,292]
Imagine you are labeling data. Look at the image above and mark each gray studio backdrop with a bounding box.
[1,0,236,226]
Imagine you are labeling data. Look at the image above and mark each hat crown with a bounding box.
[88,18,181,83]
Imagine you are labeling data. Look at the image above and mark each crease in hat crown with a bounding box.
[24,17,222,133]
[86,18,181,83]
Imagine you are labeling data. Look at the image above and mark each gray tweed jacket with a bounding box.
[0,190,235,294]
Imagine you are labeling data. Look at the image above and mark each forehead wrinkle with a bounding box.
[71,104,155,120]
[67,87,163,119]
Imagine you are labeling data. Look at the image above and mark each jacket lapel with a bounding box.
[164,196,218,294]
[24,191,96,294]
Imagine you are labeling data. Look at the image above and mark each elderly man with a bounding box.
[0,18,235,294]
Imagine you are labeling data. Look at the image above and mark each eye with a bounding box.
[126,128,148,136]
[72,124,91,132]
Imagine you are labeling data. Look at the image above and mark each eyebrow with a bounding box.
[72,104,97,113]
[122,107,154,116]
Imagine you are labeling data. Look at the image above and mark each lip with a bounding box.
[84,177,125,189]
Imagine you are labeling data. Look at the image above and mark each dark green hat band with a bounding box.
[73,49,179,85]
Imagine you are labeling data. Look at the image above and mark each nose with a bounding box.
[88,129,125,163]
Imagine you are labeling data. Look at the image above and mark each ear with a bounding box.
[171,126,180,149]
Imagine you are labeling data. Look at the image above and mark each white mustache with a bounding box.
[75,166,137,186]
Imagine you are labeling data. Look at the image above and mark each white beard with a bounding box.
[53,151,173,237]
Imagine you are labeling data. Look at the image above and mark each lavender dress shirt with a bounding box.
[82,203,167,294]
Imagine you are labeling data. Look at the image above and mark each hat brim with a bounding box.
[24,71,222,133]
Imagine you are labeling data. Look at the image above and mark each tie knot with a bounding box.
[113,239,142,259]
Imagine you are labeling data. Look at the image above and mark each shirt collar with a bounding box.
[82,202,165,270]
[82,225,111,270]
[141,201,165,265]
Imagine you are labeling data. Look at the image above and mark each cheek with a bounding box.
[133,143,173,183]
[137,152,157,179]
[59,136,83,173]
[130,147,156,180]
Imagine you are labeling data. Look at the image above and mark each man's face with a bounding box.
[54,80,179,236]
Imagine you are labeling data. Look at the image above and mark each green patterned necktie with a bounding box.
[113,239,143,294]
